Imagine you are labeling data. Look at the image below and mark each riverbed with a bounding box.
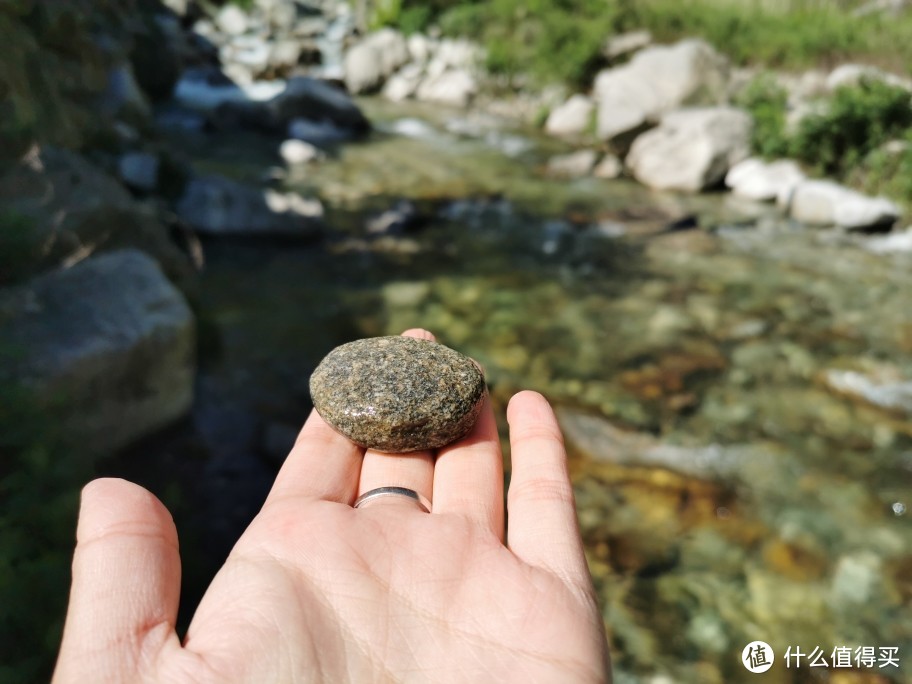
[120,96,912,683]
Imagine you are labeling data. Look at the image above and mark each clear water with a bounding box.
[155,98,912,683]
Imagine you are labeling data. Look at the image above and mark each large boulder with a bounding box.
[594,40,730,145]
[545,94,595,137]
[212,76,370,138]
[344,28,409,94]
[788,180,900,231]
[0,250,195,455]
[626,107,752,192]
[0,146,194,291]
[724,157,805,202]
[176,174,323,237]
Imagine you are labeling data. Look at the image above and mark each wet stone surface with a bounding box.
[310,336,485,452]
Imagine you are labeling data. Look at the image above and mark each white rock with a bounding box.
[593,154,623,179]
[279,139,322,165]
[344,28,409,94]
[545,94,594,137]
[789,180,900,230]
[823,365,912,416]
[826,63,912,92]
[725,157,805,202]
[216,4,248,35]
[220,35,272,78]
[270,40,302,75]
[407,33,434,63]
[434,39,481,70]
[602,30,652,60]
[118,152,160,192]
[862,227,912,253]
[547,149,599,178]
[626,107,752,192]
[383,63,424,101]
[594,40,730,143]
[416,69,477,107]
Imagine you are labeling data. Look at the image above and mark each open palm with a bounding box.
[54,330,610,683]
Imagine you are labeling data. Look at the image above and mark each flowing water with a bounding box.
[143,98,912,682]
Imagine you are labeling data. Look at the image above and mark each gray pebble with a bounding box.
[310,336,485,452]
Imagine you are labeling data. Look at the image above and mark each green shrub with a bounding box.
[735,73,791,159]
[851,136,912,204]
[791,78,912,177]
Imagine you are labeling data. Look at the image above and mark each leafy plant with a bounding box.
[791,78,912,177]
[735,73,791,159]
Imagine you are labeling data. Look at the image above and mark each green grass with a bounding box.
[378,0,912,87]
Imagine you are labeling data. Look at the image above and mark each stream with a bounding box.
[112,96,912,682]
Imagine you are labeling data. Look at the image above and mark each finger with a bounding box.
[432,393,504,539]
[356,328,436,511]
[54,478,181,683]
[266,408,364,505]
[505,391,590,588]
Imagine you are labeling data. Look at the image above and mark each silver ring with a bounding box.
[354,486,431,513]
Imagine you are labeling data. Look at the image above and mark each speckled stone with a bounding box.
[310,336,486,452]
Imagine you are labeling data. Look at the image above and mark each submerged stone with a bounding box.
[310,336,485,452]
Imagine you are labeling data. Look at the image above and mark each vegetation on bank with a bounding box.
[372,0,912,88]
[737,75,912,202]
[370,0,912,205]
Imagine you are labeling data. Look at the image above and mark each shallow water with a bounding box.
[152,98,912,682]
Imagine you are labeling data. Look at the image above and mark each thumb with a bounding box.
[54,478,182,684]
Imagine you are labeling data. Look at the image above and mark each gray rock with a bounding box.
[100,63,151,120]
[344,28,409,94]
[545,94,594,137]
[0,146,194,291]
[310,336,485,452]
[626,107,752,192]
[214,76,370,137]
[789,180,899,230]
[594,40,730,143]
[118,152,160,192]
[547,149,599,178]
[724,157,805,202]
[416,69,477,107]
[176,174,323,237]
[0,250,195,454]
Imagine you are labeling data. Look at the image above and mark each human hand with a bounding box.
[53,329,610,683]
